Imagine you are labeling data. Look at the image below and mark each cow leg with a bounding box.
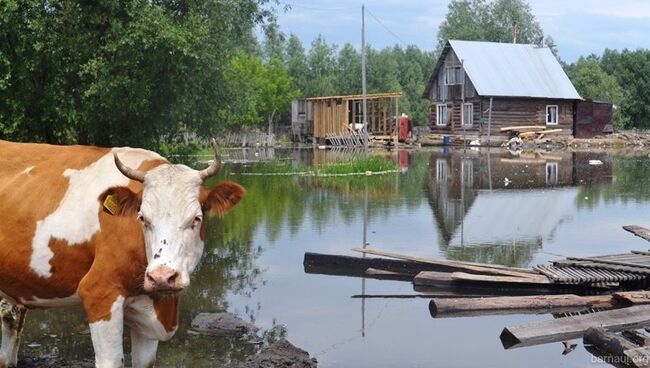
[124,295,178,368]
[86,295,126,368]
[0,301,27,368]
[130,330,158,368]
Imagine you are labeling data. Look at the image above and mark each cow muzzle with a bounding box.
[144,266,182,294]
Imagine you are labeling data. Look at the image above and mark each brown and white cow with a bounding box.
[0,139,245,368]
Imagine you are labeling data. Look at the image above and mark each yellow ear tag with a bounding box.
[103,195,119,215]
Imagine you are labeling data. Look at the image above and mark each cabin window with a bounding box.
[462,103,473,127]
[444,66,462,85]
[546,105,559,125]
[436,104,448,126]
[546,162,558,185]
[436,159,447,183]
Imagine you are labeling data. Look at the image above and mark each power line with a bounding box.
[365,7,407,45]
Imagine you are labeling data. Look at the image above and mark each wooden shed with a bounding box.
[574,100,614,138]
[291,98,313,142]
[307,92,402,144]
[423,40,585,138]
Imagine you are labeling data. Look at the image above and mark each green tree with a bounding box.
[566,55,626,129]
[335,43,361,95]
[0,0,272,147]
[601,48,650,129]
[262,21,286,63]
[437,0,544,50]
[305,35,337,97]
[285,34,308,96]
[224,51,299,134]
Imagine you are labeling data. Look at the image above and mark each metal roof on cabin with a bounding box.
[426,40,581,100]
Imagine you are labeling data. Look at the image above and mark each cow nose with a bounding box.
[145,267,179,291]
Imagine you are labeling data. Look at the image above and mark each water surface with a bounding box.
[23,147,650,367]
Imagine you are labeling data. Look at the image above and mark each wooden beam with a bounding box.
[519,129,563,137]
[351,247,544,279]
[430,294,617,318]
[499,126,546,132]
[307,92,402,101]
[624,225,650,242]
[566,256,650,270]
[583,327,650,368]
[303,252,442,275]
[500,304,650,349]
[451,271,550,284]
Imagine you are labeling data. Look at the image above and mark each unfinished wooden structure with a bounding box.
[423,40,605,139]
[307,92,402,145]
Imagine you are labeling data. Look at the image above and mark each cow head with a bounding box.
[111,141,245,294]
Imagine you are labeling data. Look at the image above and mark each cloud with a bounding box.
[275,0,650,62]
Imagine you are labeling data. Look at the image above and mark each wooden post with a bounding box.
[487,97,493,146]
[394,97,399,146]
[361,4,368,152]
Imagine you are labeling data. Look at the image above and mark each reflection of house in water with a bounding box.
[427,149,613,266]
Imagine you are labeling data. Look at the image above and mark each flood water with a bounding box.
[22,147,650,367]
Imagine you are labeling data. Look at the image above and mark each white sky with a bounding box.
[272,0,650,62]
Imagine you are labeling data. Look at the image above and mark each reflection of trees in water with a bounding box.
[578,154,650,209]
[21,151,433,364]
[445,241,541,268]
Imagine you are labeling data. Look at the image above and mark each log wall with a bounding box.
[430,97,575,136]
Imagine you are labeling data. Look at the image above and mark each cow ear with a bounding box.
[99,187,142,216]
[203,182,246,216]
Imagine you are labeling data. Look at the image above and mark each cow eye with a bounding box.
[138,213,151,227]
[191,215,202,230]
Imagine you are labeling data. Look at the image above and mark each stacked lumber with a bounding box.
[302,224,650,366]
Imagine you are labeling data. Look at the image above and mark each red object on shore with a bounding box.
[398,116,411,142]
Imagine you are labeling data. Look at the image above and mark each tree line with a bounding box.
[1,0,649,149]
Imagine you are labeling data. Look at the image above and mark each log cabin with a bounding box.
[423,40,593,139]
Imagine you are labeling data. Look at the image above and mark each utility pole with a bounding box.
[361,4,368,152]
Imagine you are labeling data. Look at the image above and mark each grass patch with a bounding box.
[317,157,396,175]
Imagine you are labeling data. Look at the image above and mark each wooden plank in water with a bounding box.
[615,291,650,305]
[624,225,650,242]
[451,272,550,284]
[413,271,455,287]
[429,294,617,318]
[567,256,650,270]
[303,252,441,275]
[351,247,544,279]
[583,327,650,368]
[500,304,650,349]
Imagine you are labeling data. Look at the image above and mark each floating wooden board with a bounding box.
[451,272,550,284]
[351,247,544,279]
[304,252,441,275]
[500,304,650,349]
[583,327,650,368]
[429,294,616,318]
[624,225,650,242]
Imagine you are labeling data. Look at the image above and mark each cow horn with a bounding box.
[113,152,146,183]
[199,139,221,180]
